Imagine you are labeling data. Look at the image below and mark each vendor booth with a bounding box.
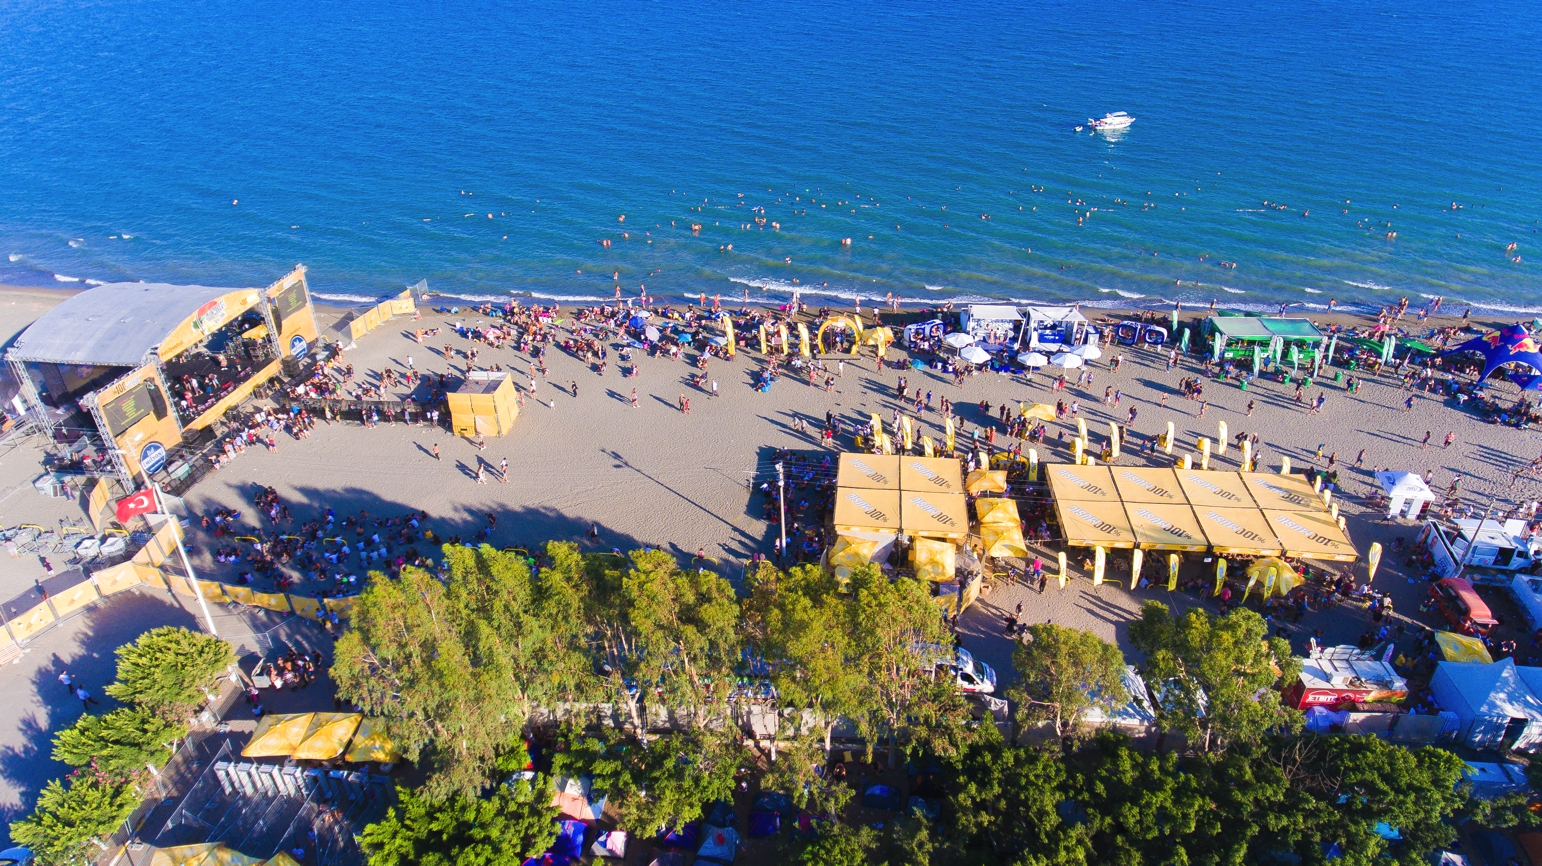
[1202,315,1326,370]
[1429,658,1542,752]
[6,267,316,482]
[447,371,519,437]
[960,305,1022,349]
[1021,306,1090,352]
[1375,470,1438,520]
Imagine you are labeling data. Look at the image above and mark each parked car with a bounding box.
[1430,577,1499,636]
[920,645,997,695]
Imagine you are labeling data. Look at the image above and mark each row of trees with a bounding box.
[12,627,234,865]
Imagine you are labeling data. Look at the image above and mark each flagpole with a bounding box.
[144,476,219,637]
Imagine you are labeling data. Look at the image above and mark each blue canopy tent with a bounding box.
[1440,324,1542,384]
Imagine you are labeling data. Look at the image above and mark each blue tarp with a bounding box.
[697,825,741,862]
[550,820,586,859]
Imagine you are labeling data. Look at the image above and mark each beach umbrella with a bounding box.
[708,335,728,346]
[1051,352,1083,369]
[960,346,991,364]
[1072,344,1103,360]
[943,332,976,348]
[644,325,660,341]
[1017,351,1049,367]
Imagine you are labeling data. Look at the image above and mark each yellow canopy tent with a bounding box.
[243,713,316,758]
[150,844,218,866]
[1247,557,1299,598]
[911,536,957,582]
[828,535,881,569]
[1242,472,1328,512]
[344,717,402,763]
[975,497,1020,527]
[1056,499,1136,549]
[900,456,964,494]
[1263,509,1357,562]
[1435,631,1494,664]
[204,848,262,866]
[980,522,1030,559]
[833,488,902,534]
[262,854,303,866]
[901,491,970,540]
[1021,403,1057,422]
[447,373,518,437]
[1192,507,1284,557]
[291,712,364,761]
[1045,464,1119,502]
[1174,469,1255,509]
[1123,502,1208,552]
[1110,467,1184,505]
[965,469,1008,495]
[836,453,901,490]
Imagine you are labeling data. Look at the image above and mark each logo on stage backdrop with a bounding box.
[140,442,168,474]
[190,297,228,335]
[290,335,310,359]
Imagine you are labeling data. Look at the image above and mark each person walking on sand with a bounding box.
[475,463,487,484]
[711,380,719,398]
[678,394,686,413]
[59,669,73,694]
[499,457,509,483]
[1444,431,1456,449]
[432,443,440,461]
[631,388,639,408]
[1420,431,1431,449]
[1246,399,1255,417]
[571,380,578,399]
[1403,394,1415,413]
[75,685,99,711]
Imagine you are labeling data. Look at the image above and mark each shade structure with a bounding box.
[900,456,965,494]
[1123,503,1209,551]
[1051,352,1084,368]
[1246,557,1297,597]
[1057,499,1137,549]
[1045,464,1118,502]
[1192,506,1283,556]
[959,345,991,364]
[1072,344,1103,360]
[150,845,218,866]
[1018,351,1050,367]
[261,854,302,866]
[1264,510,1357,561]
[828,535,881,569]
[242,712,316,757]
[1436,631,1495,664]
[943,332,976,348]
[204,849,261,866]
[291,712,363,760]
[976,497,1020,527]
[344,717,401,763]
[981,522,1030,559]
[1439,323,1542,381]
[1175,469,1254,508]
[1022,402,1057,421]
[447,372,519,437]
[965,469,1009,495]
[836,453,901,490]
[833,488,902,533]
[911,536,957,582]
[1243,472,1326,512]
[902,491,970,540]
[1110,467,1184,504]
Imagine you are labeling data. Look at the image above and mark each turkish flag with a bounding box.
[115,490,157,524]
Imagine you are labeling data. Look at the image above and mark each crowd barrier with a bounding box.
[0,517,358,652]
[337,290,416,343]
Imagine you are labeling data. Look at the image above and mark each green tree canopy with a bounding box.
[551,726,743,835]
[333,543,595,794]
[796,823,879,866]
[1127,601,1301,752]
[359,778,558,866]
[945,739,1089,866]
[846,566,953,761]
[103,626,232,720]
[52,707,187,781]
[1009,623,1127,741]
[9,774,139,866]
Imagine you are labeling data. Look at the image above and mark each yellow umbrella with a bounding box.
[150,844,218,866]
[828,535,880,569]
[344,717,402,763]
[1022,403,1057,422]
[965,469,1008,495]
[262,854,303,866]
[911,537,957,582]
[242,713,316,758]
[975,497,1020,526]
[1434,631,1493,664]
[980,523,1029,559]
[292,713,364,761]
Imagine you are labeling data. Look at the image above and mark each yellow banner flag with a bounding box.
[1217,420,1228,456]
[1215,557,1227,596]
[1163,421,1175,454]
[1199,437,1211,470]
[723,317,736,358]
[1028,448,1039,481]
[1168,553,1181,591]
[945,416,956,454]
[921,436,935,458]
[1242,438,1253,472]
[1367,542,1383,583]
[798,322,811,357]
[1093,546,1106,586]
[778,322,790,356]
[1057,551,1068,588]
[1109,421,1121,459]
[1129,547,1144,591]
[870,412,884,437]
[758,324,768,355]
[901,416,915,452]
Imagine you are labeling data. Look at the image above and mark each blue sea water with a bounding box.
[0,0,1538,313]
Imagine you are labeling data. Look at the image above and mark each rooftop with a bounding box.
[6,282,255,367]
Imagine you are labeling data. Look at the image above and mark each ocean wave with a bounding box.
[922,284,952,292]
[7,254,19,262]
[1343,280,1395,292]
[53,274,82,283]
[84,279,104,286]
[67,239,84,248]
[1221,287,1245,294]
[1415,295,1542,315]
[1302,288,1322,294]
[1096,288,1144,299]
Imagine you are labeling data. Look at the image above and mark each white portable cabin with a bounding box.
[1429,658,1542,752]
[960,305,1022,348]
[1375,470,1438,521]
[1020,306,1090,351]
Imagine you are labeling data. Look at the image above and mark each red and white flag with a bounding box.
[115,489,157,524]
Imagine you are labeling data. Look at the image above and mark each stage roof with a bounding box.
[7,282,255,366]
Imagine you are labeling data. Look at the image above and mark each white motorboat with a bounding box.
[1087,111,1135,130]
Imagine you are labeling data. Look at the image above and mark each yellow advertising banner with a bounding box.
[48,580,101,618]
[1093,546,1106,586]
[289,596,323,619]
[8,601,58,641]
[325,595,357,618]
[92,562,155,596]
[87,478,114,533]
[223,584,255,605]
[252,591,293,613]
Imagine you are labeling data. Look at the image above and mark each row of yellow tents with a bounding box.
[242,712,399,763]
[150,845,299,866]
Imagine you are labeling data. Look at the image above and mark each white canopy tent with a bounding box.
[1021,306,1090,351]
[1429,658,1542,752]
[961,305,1021,346]
[1375,470,1437,520]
